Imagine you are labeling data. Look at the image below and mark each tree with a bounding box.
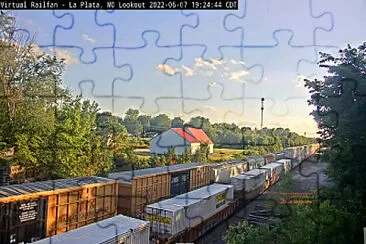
[304,43,366,242]
[171,116,184,128]
[123,108,143,136]
[137,114,151,135]
[150,114,171,133]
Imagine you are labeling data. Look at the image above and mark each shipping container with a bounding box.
[275,159,292,172]
[260,163,284,185]
[33,214,150,244]
[230,169,268,201]
[0,176,118,244]
[247,156,265,170]
[145,183,234,237]
[108,162,211,218]
[275,153,286,160]
[263,153,276,165]
[210,160,249,184]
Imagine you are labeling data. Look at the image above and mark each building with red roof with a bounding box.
[150,128,214,155]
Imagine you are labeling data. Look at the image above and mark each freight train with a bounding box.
[145,144,319,243]
[0,144,319,244]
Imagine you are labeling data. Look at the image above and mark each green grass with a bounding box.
[209,148,245,162]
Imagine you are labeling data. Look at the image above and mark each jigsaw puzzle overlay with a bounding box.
[2,0,365,243]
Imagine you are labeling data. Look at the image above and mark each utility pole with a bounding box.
[260,97,265,129]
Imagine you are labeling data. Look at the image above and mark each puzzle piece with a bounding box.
[220,31,318,117]
[224,0,334,47]
[111,31,183,114]
[95,9,196,48]
[180,1,246,61]
[37,10,117,64]
[310,0,366,48]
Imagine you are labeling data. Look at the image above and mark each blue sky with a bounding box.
[13,0,366,137]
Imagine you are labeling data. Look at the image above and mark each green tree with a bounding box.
[150,114,171,133]
[171,116,184,128]
[123,108,143,136]
[137,114,151,135]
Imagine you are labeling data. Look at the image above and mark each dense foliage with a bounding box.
[225,43,366,243]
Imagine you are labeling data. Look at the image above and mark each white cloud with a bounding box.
[230,59,245,65]
[157,64,178,76]
[82,34,96,44]
[182,65,194,77]
[48,48,78,65]
[210,59,225,66]
[203,105,218,111]
[228,70,249,82]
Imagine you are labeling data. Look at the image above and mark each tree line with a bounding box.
[121,108,315,152]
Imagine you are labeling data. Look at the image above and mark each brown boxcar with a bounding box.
[108,162,211,217]
[0,176,118,244]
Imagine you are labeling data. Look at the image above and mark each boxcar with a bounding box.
[34,214,150,244]
[0,176,118,244]
[108,162,211,218]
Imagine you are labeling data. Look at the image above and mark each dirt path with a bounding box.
[196,156,333,244]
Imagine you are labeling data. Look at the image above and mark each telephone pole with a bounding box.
[260,97,265,129]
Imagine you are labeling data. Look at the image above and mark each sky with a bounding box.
[12,0,366,137]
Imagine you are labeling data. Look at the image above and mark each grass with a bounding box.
[208,148,245,162]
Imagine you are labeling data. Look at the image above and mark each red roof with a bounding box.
[171,128,213,144]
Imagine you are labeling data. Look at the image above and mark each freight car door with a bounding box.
[0,198,47,244]
[170,171,190,197]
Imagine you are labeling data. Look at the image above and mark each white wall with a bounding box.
[190,143,201,154]
[191,143,214,154]
[150,129,191,155]
[209,144,214,154]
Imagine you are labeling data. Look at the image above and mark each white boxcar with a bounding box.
[34,215,150,244]
[211,160,249,183]
[145,183,234,236]
[275,159,292,172]
[231,169,267,192]
[247,156,265,170]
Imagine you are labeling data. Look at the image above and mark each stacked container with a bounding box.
[275,159,292,172]
[211,160,249,184]
[263,153,276,165]
[247,156,265,170]
[145,183,234,237]
[230,169,268,201]
[34,214,150,244]
[260,163,284,185]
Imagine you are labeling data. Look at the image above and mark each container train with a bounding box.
[0,144,319,244]
[135,144,320,243]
